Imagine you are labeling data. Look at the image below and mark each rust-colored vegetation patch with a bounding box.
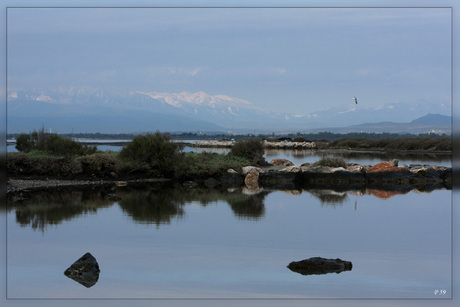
[368,162,410,173]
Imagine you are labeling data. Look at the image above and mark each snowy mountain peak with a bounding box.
[136,91,253,109]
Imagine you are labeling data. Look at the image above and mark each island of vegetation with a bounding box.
[7,128,452,194]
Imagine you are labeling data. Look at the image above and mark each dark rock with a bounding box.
[204,178,220,188]
[287,257,352,276]
[220,172,244,187]
[298,168,366,189]
[64,252,100,288]
[259,169,298,189]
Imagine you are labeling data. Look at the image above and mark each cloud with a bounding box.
[268,67,288,75]
[188,67,204,76]
[357,68,373,76]
[166,67,205,76]
[338,107,357,114]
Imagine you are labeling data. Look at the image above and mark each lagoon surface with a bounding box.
[6,183,452,299]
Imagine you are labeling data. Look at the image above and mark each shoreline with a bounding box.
[6,178,171,194]
[7,161,452,195]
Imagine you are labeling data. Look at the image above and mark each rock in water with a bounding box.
[287,257,352,276]
[64,252,100,288]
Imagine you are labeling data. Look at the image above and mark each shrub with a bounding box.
[119,132,182,176]
[229,138,266,166]
[7,153,82,177]
[16,127,48,152]
[15,133,34,152]
[174,152,249,178]
[45,134,96,156]
[313,156,347,168]
[15,128,96,156]
[76,152,122,177]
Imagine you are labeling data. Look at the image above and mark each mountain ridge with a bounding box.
[7,88,451,134]
[305,113,451,135]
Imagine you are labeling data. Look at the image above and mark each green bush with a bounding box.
[45,134,97,156]
[229,138,266,166]
[76,152,122,177]
[175,152,249,178]
[7,153,82,177]
[15,128,96,156]
[119,132,182,176]
[313,156,347,168]
[15,133,34,152]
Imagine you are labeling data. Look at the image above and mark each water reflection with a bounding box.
[11,188,114,232]
[309,189,349,205]
[6,184,451,298]
[117,184,269,223]
[7,183,449,231]
[226,190,268,220]
[118,186,186,227]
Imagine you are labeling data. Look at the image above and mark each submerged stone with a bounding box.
[287,257,352,276]
[64,252,100,288]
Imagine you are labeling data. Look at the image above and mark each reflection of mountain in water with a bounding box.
[7,183,447,230]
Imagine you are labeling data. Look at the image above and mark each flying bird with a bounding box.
[353,97,358,104]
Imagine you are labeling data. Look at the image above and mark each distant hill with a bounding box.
[410,113,451,126]
[306,113,451,135]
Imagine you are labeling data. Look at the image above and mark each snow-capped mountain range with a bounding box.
[7,87,451,134]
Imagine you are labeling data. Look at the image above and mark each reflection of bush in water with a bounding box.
[226,192,268,220]
[10,184,270,230]
[118,185,268,223]
[11,189,114,232]
[309,190,348,205]
[183,187,268,220]
[118,189,185,227]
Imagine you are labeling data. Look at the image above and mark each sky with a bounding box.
[6,6,451,114]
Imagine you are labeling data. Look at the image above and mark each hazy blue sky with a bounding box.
[7,7,451,114]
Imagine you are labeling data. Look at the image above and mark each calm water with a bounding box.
[6,183,451,299]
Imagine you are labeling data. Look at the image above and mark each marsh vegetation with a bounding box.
[8,129,451,181]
